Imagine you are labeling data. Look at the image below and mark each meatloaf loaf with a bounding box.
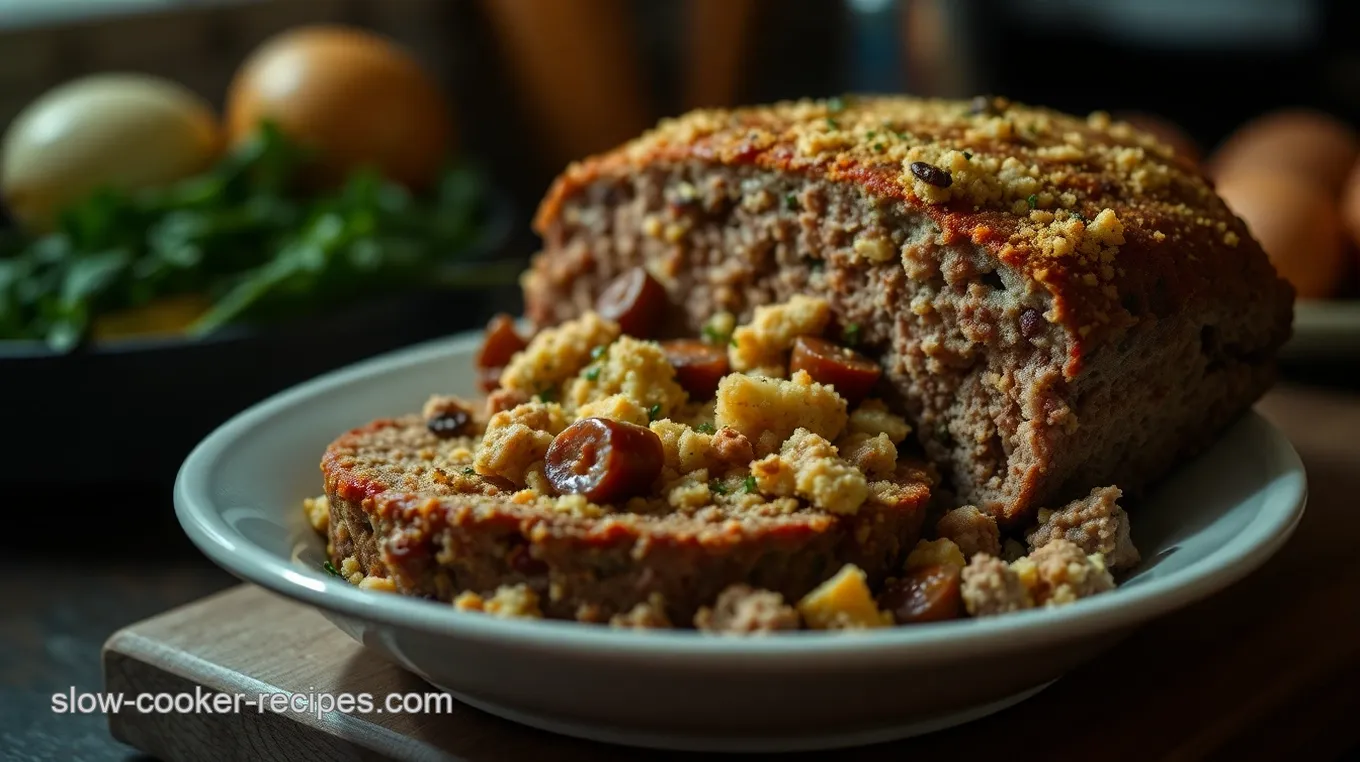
[523,95,1295,523]
[323,405,932,625]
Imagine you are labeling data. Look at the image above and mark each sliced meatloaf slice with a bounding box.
[523,95,1294,524]
[322,416,932,624]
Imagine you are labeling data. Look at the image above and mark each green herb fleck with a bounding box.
[590,344,607,361]
[463,467,475,475]
[710,480,729,495]
[825,117,839,130]
[648,403,662,422]
[872,143,885,153]
[696,422,716,434]
[892,129,908,140]
[963,151,973,160]
[535,388,557,403]
[827,96,846,113]
[1026,194,1038,210]
[865,130,876,139]
[1072,210,1087,223]
[584,366,601,381]
[842,322,861,347]
[784,193,800,212]
[743,475,757,494]
[322,560,342,577]
[702,324,730,346]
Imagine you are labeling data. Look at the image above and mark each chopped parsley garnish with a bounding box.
[463,467,475,475]
[892,130,908,140]
[743,475,757,493]
[825,117,839,130]
[784,193,800,212]
[695,422,716,434]
[827,95,846,113]
[865,129,876,139]
[648,403,662,421]
[1026,194,1038,210]
[590,344,607,361]
[710,480,729,495]
[842,322,862,347]
[702,324,730,346]
[535,388,557,403]
[322,560,342,577]
[584,366,601,381]
[963,151,973,160]
[872,142,885,153]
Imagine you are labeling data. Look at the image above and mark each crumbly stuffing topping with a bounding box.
[728,294,831,374]
[715,370,847,455]
[846,399,912,444]
[1027,485,1140,570]
[751,428,868,515]
[961,537,1114,616]
[905,537,966,570]
[303,495,330,533]
[473,401,568,487]
[796,564,893,629]
[454,584,544,618]
[609,594,673,629]
[566,335,686,417]
[499,311,618,396]
[835,431,898,479]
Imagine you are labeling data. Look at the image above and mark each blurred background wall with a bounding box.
[1,0,1352,220]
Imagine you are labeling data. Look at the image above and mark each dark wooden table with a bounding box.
[4,380,1360,761]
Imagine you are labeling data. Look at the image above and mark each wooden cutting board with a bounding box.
[103,385,1360,761]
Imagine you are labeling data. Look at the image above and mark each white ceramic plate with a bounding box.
[1282,299,1360,361]
[175,331,1308,753]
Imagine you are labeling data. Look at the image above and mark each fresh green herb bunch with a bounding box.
[0,122,493,350]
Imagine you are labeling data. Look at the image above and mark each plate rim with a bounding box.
[175,332,1308,667]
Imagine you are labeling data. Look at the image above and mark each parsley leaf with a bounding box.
[463,467,475,475]
[963,151,973,160]
[648,403,662,421]
[842,322,862,347]
[584,366,601,381]
[535,387,557,403]
[784,194,800,212]
[1026,194,1038,210]
[695,422,716,434]
[322,560,342,577]
[710,480,729,495]
[590,344,607,361]
[743,475,757,493]
[825,117,839,130]
[827,95,846,113]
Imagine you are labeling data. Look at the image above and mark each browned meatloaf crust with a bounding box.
[323,416,932,624]
[523,96,1294,524]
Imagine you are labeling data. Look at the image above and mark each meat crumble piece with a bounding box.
[796,564,893,629]
[936,505,1002,560]
[610,594,673,629]
[961,554,1032,616]
[695,584,800,633]
[837,432,898,479]
[1026,485,1140,571]
[728,294,831,374]
[1014,538,1115,606]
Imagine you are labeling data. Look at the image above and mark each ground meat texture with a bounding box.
[1017,538,1115,605]
[322,417,931,625]
[1026,485,1139,570]
[524,96,1293,524]
[694,584,800,633]
[960,554,1032,616]
[936,505,1001,559]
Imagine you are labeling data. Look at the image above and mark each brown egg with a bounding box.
[1207,109,1359,194]
[225,25,452,190]
[1215,170,1347,299]
[1115,111,1202,164]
